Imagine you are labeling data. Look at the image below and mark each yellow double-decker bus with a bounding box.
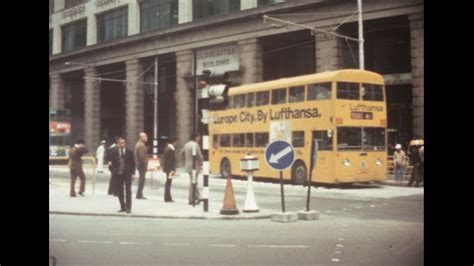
[208,69,387,185]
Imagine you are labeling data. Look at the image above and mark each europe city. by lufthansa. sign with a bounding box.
[264,140,295,171]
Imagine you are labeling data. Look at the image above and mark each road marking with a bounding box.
[334,250,342,254]
[331,258,340,262]
[119,241,151,245]
[209,244,236,248]
[336,244,344,248]
[49,239,66,242]
[79,240,113,244]
[248,244,309,249]
[370,205,375,208]
[164,243,191,246]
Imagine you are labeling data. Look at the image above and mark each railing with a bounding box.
[386,155,413,180]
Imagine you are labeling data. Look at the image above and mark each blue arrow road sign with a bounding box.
[265,140,295,171]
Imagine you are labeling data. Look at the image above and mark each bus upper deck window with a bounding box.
[307,82,331,101]
[234,94,246,108]
[337,82,360,100]
[256,91,269,106]
[271,88,287,105]
[289,86,305,103]
[247,93,255,107]
[362,84,384,101]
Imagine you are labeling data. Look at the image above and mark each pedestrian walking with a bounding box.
[393,144,406,183]
[134,132,149,199]
[179,132,204,205]
[109,137,136,214]
[68,138,89,197]
[96,140,106,173]
[407,141,422,187]
[163,138,177,202]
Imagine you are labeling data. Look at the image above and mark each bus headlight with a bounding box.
[342,159,350,167]
[375,158,383,166]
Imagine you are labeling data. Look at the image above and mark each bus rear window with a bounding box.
[232,133,245,147]
[220,134,231,147]
[255,132,269,147]
[362,84,384,101]
[337,127,362,151]
[307,83,331,100]
[364,127,386,150]
[337,82,360,100]
[256,91,269,106]
[271,88,287,105]
[289,86,305,103]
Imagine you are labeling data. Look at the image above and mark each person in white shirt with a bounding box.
[96,140,106,173]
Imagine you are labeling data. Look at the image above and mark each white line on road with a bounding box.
[334,250,342,254]
[331,258,340,262]
[79,240,113,244]
[248,244,310,249]
[119,241,151,245]
[209,244,236,248]
[336,244,344,248]
[164,243,191,246]
[49,239,66,242]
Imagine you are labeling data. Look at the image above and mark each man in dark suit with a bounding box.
[163,138,177,202]
[68,139,89,197]
[109,137,136,214]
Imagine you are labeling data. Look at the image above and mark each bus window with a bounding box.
[256,91,269,106]
[246,133,253,147]
[307,83,331,101]
[234,94,246,108]
[289,86,305,103]
[292,131,305,147]
[362,83,384,101]
[337,127,362,151]
[364,127,386,150]
[313,131,333,151]
[232,133,245,147]
[271,88,287,105]
[337,82,360,100]
[255,132,269,147]
[247,92,255,107]
[220,134,231,147]
[212,134,219,149]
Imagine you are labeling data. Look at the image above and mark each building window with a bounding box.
[193,0,240,20]
[258,0,285,6]
[62,19,87,53]
[289,86,305,103]
[49,0,55,15]
[140,0,178,33]
[97,7,128,43]
[271,88,286,105]
[49,30,53,55]
[307,83,332,101]
[65,0,86,9]
[337,82,360,100]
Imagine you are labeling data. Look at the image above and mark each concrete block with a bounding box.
[297,210,320,221]
[271,212,297,223]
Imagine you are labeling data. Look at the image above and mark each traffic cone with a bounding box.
[220,177,239,215]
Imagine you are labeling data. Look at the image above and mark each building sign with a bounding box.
[61,4,86,18]
[383,73,412,85]
[196,44,239,74]
[96,0,117,7]
[50,121,71,135]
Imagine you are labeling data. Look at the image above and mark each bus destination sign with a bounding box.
[351,111,373,120]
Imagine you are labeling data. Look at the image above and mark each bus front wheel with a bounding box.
[292,160,307,185]
[220,158,232,179]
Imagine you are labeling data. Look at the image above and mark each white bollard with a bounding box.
[243,171,259,212]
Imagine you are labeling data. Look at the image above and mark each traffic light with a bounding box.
[199,71,231,110]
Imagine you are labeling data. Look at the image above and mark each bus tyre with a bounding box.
[292,160,307,186]
[220,158,232,179]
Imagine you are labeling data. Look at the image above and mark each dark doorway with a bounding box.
[386,84,412,147]
[64,71,85,146]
